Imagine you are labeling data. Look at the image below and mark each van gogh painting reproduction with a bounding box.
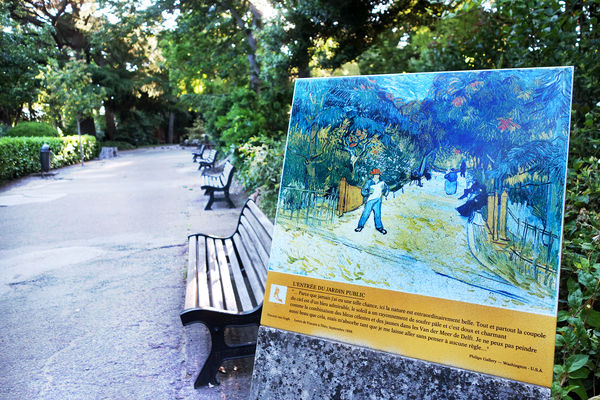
[269,67,573,316]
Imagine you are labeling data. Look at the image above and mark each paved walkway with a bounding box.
[0,146,253,399]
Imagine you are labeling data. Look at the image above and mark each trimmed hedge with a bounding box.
[0,135,100,181]
[5,122,60,138]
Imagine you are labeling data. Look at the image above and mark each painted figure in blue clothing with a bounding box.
[355,168,389,234]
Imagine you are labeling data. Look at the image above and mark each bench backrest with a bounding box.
[203,149,217,161]
[184,198,274,315]
[219,161,235,188]
[231,199,274,308]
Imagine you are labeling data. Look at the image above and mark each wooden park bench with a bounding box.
[196,148,217,171]
[180,198,273,387]
[199,160,236,210]
[192,143,206,162]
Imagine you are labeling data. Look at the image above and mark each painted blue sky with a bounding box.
[374,72,435,101]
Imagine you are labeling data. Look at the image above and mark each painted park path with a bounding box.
[269,172,554,316]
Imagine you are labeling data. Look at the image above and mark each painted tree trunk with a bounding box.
[499,191,509,240]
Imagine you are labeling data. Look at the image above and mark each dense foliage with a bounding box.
[236,134,285,217]
[0,135,99,180]
[5,122,59,138]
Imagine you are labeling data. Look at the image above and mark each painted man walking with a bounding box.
[355,168,389,234]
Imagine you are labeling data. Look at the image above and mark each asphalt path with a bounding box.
[0,146,254,399]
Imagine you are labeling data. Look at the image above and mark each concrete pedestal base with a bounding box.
[99,147,118,159]
[250,326,550,400]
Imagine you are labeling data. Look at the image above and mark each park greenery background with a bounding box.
[0,0,598,398]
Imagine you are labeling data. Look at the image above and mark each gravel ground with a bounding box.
[0,146,254,399]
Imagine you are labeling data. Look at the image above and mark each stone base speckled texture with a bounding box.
[250,326,550,400]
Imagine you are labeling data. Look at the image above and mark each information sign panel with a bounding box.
[261,67,573,387]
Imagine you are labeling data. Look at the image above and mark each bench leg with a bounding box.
[224,189,235,208]
[181,308,263,387]
[194,343,257,387]
[194,324,258,387]
[205,189,215,210]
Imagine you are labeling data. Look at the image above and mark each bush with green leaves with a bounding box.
[235,135,285,218]
[213,88,268,149]
[114,109,162,146]
[0,135,99,181]
[553,120,600,399]
[5,121,60,138]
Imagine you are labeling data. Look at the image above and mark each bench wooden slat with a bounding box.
[242,225,269,283]
[247,200,274,237]
[184,236,199,310]
[214,238,239,312]
[200,175,222,188]
[197,236,210,308]
[240,215,270,267]
[241,210,272,255]
[224,238,254,311]
[198,149,216,162]
[232,232,265,305]
[237,224,268,292]
[206,238,224,309]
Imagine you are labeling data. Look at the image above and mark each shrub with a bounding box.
[52,135,100,167]
[115,109,162,145]
[551,105,600,399]
[0,135,99,181]
[236,135,285,218]
[5,121,60,138]
[553,158,600,398]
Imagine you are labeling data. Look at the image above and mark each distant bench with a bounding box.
[196,148,217,171]
[200,160,235,210]
[180,199,273,387]
[192,144,206,162]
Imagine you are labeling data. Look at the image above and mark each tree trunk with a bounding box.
[79,116,96,136]
[224,0,262,93]
[104,105,116,140]
[77,118,84,167]
[297,57,311,79]
[168,111,175,144]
